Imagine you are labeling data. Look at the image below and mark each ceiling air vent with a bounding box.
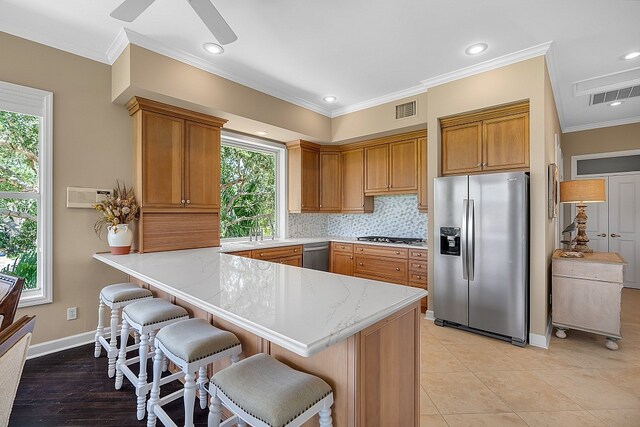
[395,100,417,119]
[590,85,640,105]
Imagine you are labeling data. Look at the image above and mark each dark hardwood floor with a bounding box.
[10,342,211,426]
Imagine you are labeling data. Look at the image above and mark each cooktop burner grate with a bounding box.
[357,236,425,245]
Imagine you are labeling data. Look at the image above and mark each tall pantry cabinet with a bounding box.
[127,97,227,253]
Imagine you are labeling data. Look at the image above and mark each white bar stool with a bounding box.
[94,282,153,377]
[146,318,242,427]
[209,353,334,427]
[115,298,189,420]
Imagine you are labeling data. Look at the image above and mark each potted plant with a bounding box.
[94,181,140,255]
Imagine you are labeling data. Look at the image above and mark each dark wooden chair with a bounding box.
[0,315,36,426]
[0,273,25,331]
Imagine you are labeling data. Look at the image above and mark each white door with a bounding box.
[609,174,640,289]
[572,176,609,253]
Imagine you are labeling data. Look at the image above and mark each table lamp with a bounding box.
[559,179,606,253]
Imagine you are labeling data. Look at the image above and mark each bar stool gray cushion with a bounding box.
[123,299,188,327]
[211,353,332,427]
[156,318,240,363]
[100,283,152,304]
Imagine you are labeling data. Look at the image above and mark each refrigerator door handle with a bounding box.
[461,199,469,280]
[468,199,475,282]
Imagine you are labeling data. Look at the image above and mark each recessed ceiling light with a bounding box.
[609,101,623,106]
[323,95,337,103]
[623,51,640,60]
[203,43,224,55]
[255,131,268,136]
[465,43,488,55]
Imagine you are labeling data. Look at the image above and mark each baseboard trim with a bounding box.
[529,317,552,349]
[425,310,435,321]
[27,328,109,360]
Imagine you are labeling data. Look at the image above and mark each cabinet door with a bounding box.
[441,122,482,176]
[389,139,418,192]
[331,251,354,276]
[342,149,373,212]
[184,121,220,209]
[279,255,303,267]
[365,144,389,194]
[142,111,185,207]
[483,113,529,171]
[320,152,341,211]
[301,148,320,211]
[417,137,428,212]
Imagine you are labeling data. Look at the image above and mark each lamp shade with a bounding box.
[559,179,606,204]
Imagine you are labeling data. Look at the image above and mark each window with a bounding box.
[220,133,285,240]
[0,81,52,306]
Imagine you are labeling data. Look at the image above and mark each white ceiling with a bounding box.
[1,0,639,132]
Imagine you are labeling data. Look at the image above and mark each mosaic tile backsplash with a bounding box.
[288,195,428,240]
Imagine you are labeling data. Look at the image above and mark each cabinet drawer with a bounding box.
[354,244,408,259]
[409,249,427,260]
[409,260,427,271]
[226,250,252,258]
[355,273,406,286]
[252,245,302,261]
[278,255,302,267]
[332,242,353,253]
[355,256,407,282]
[409,272,427,284]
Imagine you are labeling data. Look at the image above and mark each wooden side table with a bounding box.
[551,250,626,350]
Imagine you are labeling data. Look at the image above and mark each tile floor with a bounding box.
[420,288,640,427]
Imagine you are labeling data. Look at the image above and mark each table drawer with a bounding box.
[552,258,622,283]
[409,260,427,271]
[252,245,302,261]
[355,256,407,282]
[332,242,353,253]
[409,249,427,260]
[354,244,408,259]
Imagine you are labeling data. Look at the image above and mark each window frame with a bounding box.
[0,80,53,307]
[220,132,286,241]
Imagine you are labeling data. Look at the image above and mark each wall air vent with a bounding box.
[395,100,417,119]
[590,85,640,105]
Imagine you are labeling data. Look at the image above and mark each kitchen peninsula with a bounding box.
[94,245,426,426]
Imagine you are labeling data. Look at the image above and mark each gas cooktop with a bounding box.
[357,236,425,245]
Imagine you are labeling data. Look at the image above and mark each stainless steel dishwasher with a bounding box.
[302,242,329,271]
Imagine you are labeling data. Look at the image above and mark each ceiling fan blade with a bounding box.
[187,0,237,45]
[110,0,156,22]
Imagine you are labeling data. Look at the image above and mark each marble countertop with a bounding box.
[94,247,426,357]
[219,236,428,252]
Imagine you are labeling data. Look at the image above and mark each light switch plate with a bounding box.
[66,186,112,208]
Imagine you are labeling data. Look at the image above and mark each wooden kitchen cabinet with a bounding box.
[341,149,374,213]
[364,144,389,194]
[440,101,529,176]
[417,136,428,213]
[408,249,428,312]
[287,141,320,213]
[128,97,227,253]
[251,245,302,265]
[364,135,419,196]
[320,151,341,212]
[330,242,354,276]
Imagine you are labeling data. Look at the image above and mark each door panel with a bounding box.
[572,176,609,253]
[441,122,482,176]
[468,172,528,341]
[364,144,389,194]
[434,176,469,326]
[609,174,640,289]
[320,152,341,211]
[184,121,219,209]
[482,113,529,171]
[389,139,418,192]
[301,149,320,211]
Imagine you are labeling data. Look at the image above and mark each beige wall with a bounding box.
[1,32,130,344]
[426,56,557,338]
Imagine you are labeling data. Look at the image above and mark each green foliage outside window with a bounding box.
[0,110,39,289]
[220,145,276,238]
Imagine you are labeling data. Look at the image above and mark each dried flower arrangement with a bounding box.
[93,181,140,237]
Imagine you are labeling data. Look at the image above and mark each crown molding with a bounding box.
[420,41,553,89]
[107,28,333,117]
[544,43,567,132]
[563,115,640,133]
[330,84,426,118]
[106,28,130,64]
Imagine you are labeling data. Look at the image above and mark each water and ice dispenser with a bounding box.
[440,227,461,256]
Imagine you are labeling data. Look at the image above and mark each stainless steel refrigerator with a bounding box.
[434,171,529,346]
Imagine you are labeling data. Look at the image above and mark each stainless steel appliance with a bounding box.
[302,242,329,271]
[434,171,529,346]
[357,236,425,245]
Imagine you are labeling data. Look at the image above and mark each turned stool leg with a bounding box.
[208,394,222,427]
[319,407,333,427]
[137,333,150,420]
[197,366,208,409]
[115,318,130,390]
[134,330,140,345]
[184,373,196,427]
[94,298,105,358]
[108,307,120,378]
[147,348,163,427]
[149,330,156,354]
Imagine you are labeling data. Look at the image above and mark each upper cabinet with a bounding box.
[320,151,341,212]
[440,101,529,176]
[417,136,428,213]
[287,140,320,213]
[342,148,374,213]
[127,97,226,253]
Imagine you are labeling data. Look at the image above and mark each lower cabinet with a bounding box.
[331,243,354,276]
[251,245,303,267]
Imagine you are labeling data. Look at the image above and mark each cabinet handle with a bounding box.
[483,163,488,167]
[416,275,421,279]
[395,251,400,255]
[395,267,400,271]
[260,253,264,256]
[320,204,323,207]
[350,256,353,260]
[597,233,606,237]
[186,199,191,204]
[341,246,345,249]
[181,199,185,204]
[294,249,298,252]
[362,204,364,207]
[611,233,621,238]
[359,262,363,266]
[477,163,482,167]
[416,253,422,257]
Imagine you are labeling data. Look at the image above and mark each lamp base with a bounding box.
[574,204,592,253]
[573,243,593,253]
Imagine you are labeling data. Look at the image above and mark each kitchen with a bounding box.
[1,1,640,426]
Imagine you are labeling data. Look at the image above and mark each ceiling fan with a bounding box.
[110,0,237,45]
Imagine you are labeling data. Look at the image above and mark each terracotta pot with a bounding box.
[107,224,133,255]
